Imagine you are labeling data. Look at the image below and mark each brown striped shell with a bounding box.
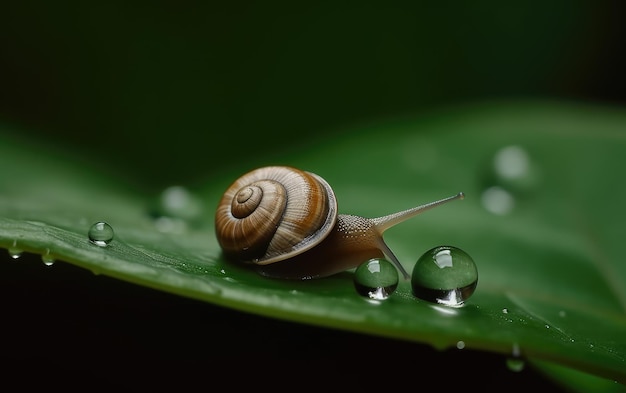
[215,166,338,265]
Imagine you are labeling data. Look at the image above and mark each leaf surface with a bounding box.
[1,101,625,387]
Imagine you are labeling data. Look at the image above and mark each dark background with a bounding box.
[1,1,625,188]
[1,1,625,390]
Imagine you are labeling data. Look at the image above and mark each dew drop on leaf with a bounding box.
[411,245,478,307]
[88,221,114,247]
[481,186,515,215]
[8,240,22,259]
[506,358,526,372]
[41,249,55,266]
[494,145,530,181]
[480,144,540,215]
[506,343,525,372]
[353,258,399,300]
[149,186,203,232]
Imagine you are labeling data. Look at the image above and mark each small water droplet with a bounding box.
[411,246,478,307]
[506,357,525,372]
[8,240,23,259]
[153,216,187,233]
[480,145,540,213]
[41,250,55,266]
[7,242,24,259]
[456,341,465,349]
[494,145,530,180]
[502,308,509,314]
[88,221,114,247]
[354,258,399,300]
[481,186,514,215]
[149,186,203,232]
[506,343,525,372]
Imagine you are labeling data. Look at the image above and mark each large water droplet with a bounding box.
[411,245,478,307]
[354,258,399,300]
[88,221,114,247]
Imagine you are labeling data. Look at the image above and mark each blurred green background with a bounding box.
[2,1,626,390]
[2,1,625,189]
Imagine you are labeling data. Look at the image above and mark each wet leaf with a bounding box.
[1,101,625,388]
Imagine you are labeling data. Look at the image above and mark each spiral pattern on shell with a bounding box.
[215,166,338,265]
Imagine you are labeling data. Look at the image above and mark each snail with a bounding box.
[215,166,464,280]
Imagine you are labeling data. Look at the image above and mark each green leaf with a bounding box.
[1,101,625,388]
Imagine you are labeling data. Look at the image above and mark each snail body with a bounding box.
[215,166,463,280]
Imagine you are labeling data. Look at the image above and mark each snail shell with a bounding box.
[215,166,337,265]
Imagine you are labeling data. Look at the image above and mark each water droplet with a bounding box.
[506,343,525,372]
[42,250,55,266]
[506,357,525,372]
[480,145,540,213]
[149,186,203,232]
[481,186,514,215]
[456,341,465,349]
[7,240,23,259]
[88,221,114,247]
[502,308,509,314]
[354,258,399,300]
[153,216,188,234]
[411,245,478,307]
[494,145,529,180]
